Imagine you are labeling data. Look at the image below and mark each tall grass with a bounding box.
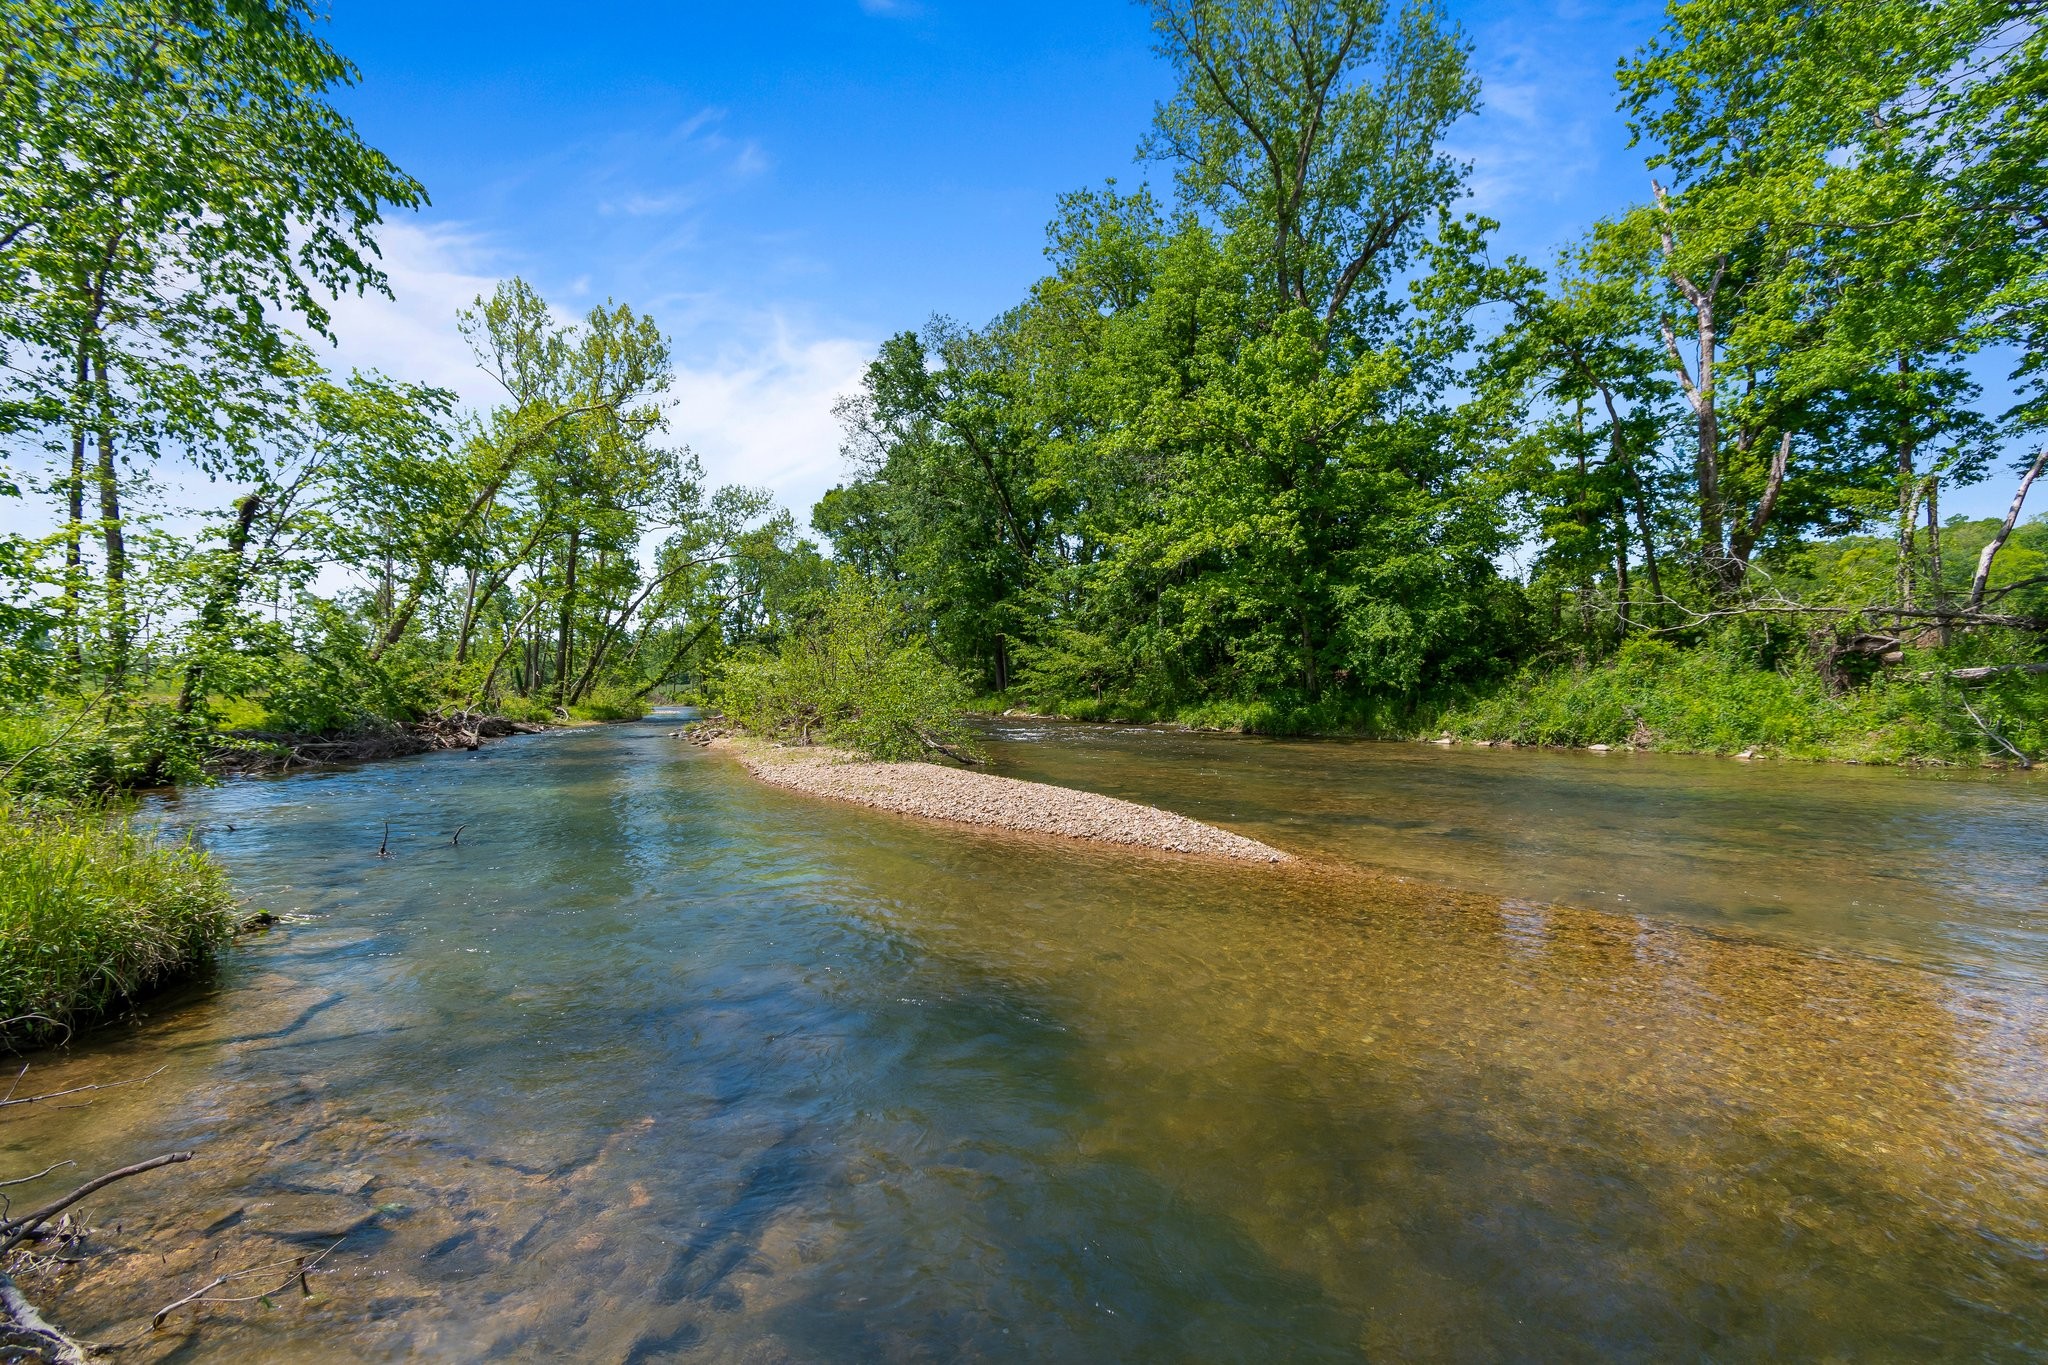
[1433,638,2047,764]
[1,800,238,1045]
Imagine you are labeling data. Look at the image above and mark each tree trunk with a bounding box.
[1895,474,1918,611]
[1614,519,1632,637]
[92,356,128,690]
[62,338,90,678]
[631,613,727,701]
[177,493,265,714]
[1926,476,1948,646]
[455,569,479,664]
[1694,309,1724,573]
[554,527,579,706]
[475,596,546,707]
[1631,478,1664,627]
[1728,431,1790,580]
[1966,446,2048,612]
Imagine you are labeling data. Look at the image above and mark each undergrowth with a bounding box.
[992,636,2048,765]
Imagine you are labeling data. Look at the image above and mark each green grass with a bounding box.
[1432,638,2046,764]
[1,799,239,1045]
[985,636,2048,765]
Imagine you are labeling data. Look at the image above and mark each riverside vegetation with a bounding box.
[4,5,2048,1034]
[814,0,2048,761]
[0,1,2045,1357]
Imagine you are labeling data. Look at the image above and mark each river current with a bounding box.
[3,711,2044,1360]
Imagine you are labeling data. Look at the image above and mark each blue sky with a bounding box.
[12,0,2023,538]
[312,0,1740,522]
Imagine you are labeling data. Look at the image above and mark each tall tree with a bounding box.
[1141,0,1476,334]
[0,0,425,684]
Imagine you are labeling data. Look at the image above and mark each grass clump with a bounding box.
[1,799,239,1045]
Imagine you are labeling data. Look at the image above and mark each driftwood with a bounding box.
[147,1238,342,1332]
[0,1151,194,1362]
[921,735,985,766]
[1967,445,2047,612]
[214,712,550,776]
[0,1066,165,1113]
[0,1270,91,1365]
[0,1153,192,1257]
[1923,662,2048,681]
[1959,694,2033,769]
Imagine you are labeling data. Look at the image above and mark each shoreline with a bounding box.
[711,737,1292,863]
[980,707,2042,771]
[212,711,559,776]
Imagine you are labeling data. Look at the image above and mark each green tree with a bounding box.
[1,0,424,686]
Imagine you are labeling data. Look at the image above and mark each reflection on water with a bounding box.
[2,713,2043,1360]
[984,718,2048,982]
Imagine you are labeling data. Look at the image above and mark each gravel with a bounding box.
[716,740,1293,863]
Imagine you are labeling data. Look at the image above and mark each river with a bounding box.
[3,711,2044,1360]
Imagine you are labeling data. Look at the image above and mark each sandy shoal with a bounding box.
[713,739,1291,864]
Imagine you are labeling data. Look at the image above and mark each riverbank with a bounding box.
[989,638,2048,768]
[711,736,1292,863]
[0,800,238,1049]
[214,711,556,775]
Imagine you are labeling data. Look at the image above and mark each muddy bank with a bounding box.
[711,738,1292,863]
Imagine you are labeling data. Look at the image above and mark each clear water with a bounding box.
[3,712,2044,1361]
[982,718,2048,983]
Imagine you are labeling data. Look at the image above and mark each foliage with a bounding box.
[711,574,982,762]
[569,686,650,723]
[5,0,2048,777]
[1436,633,2047,765]
[809,0,2048,763]
[0,798,238,1044]
[0,700,213,798]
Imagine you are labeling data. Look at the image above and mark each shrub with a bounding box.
[571,685,649,722]
[0,799,239,1044]
[0,701,214,799]
[712,574,981,762]
[1435,633,2048,764]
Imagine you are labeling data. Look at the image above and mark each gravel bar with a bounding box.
[717,740,1292,863]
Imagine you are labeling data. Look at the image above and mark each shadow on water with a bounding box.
[1,711,2043,1360]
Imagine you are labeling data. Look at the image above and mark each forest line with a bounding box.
[1,0,2045,786]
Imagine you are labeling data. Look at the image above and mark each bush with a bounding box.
[1435,634,2048,764]
[0,701,214,799]
[571,685,649,722]
[253,602,437,734]
[0,799,239,1044]
[712,574,981,761]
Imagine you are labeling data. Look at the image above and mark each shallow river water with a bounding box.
[4,713,2045,1361]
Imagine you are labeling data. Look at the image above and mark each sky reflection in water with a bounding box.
[4,714,2043,1360]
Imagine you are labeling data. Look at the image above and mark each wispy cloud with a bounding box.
[325,221,871,521]
[321,221,505,404]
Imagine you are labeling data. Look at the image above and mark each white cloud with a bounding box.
[323,218,872,525]
[318,221,504,406]
[664,322,872,523]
